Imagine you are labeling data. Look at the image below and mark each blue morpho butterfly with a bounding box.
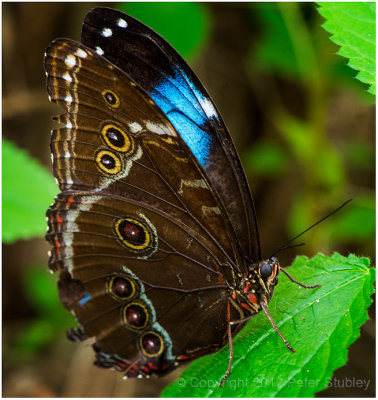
[44,7,320,385]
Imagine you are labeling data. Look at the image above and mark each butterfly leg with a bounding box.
[279,267,321,289]
[260,302,295,352]
[219,308,261,387]
[219,322,233,387]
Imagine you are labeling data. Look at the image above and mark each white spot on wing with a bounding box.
[199,96,218,118]
[178,179,208,195]
[96,145,143,192]
[63,72,72,82]
[146,121,168,136]
[62,195,101,273]
[65,94,73,102]
[95,46,104,56]
[63,234,73,246]
[128,122,143,133]
[117,18,127,28]
[81,196,102,211]
[66,121,73,129]
[202,205,221,215]
[75,48,87,58]
[102,28,112,37]
[65,54,76,68]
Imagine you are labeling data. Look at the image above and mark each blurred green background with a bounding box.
[2,2,375,397]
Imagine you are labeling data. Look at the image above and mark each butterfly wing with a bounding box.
[81,7,261,263]
[45,39,245,377]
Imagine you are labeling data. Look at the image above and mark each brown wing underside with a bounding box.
[45,39,245,375]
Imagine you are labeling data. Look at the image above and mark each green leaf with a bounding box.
[2,140,58,243]
[120,2,210,61]
[162,253,374,397]
[317,2,376,95]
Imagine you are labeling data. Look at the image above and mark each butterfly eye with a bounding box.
[269,257,279,275]
[260,263,273,280]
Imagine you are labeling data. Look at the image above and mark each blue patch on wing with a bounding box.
[147,67,218,167]
[166,111,211,166]
[79,294,91,307]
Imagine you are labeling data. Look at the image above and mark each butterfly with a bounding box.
[44,7,319,385]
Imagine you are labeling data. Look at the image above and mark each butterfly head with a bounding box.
[233,257,280,313]
[256,256,280,291]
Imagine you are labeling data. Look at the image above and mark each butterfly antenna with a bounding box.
[277,242,305,252]
[270,199,352,258]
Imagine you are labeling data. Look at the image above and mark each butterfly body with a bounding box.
[45,7,288,381]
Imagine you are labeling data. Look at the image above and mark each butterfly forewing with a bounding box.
[81,7,261,263]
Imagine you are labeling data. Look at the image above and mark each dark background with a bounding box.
[2,2,375,397]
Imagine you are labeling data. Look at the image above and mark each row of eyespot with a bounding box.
[95,96,161,357]
[95,89,134,175]
[107,275,164,358]
[97,91,156,256]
